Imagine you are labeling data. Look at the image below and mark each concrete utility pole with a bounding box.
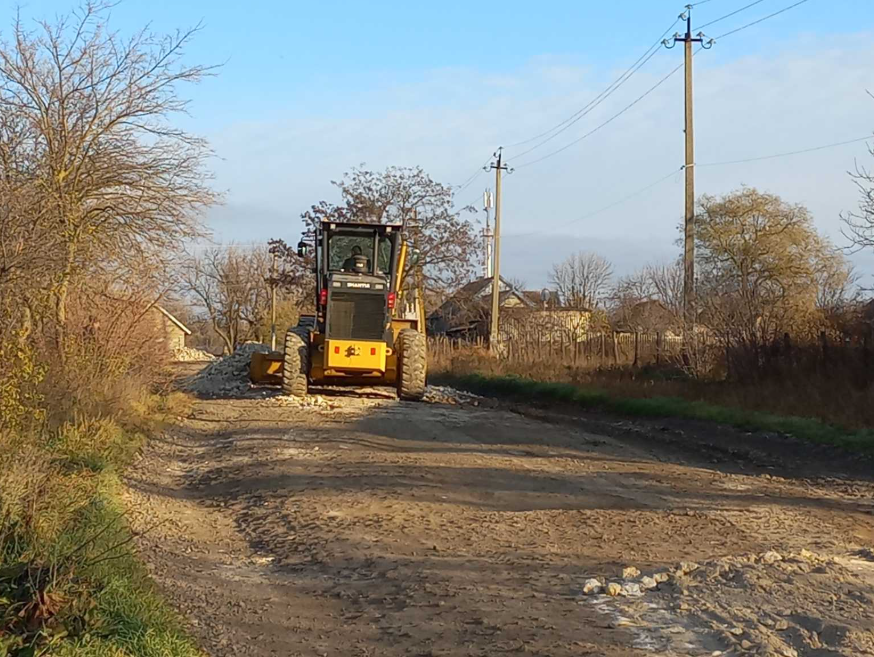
[487,149,509,350]
[411,208,426,333]
[664,6,712,346]
[483,190,492,278]
[270,250,278,352]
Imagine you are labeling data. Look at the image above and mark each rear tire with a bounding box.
[396,329,426,401]
[282,328,310,397]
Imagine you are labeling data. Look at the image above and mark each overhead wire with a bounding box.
[697,0,767,30]
[453,154,494,194]
[508,0,812,173]
[509,167,684,238]
[509,47,663,160]
[505,134,871,238]
[508,0,813,172]
[714,0,811,39]
[504,17,681,153]
[697,135,872,167]
[513,50,699,170]
[450,0,819,230]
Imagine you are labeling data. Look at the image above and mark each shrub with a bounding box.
[0,338,46,434]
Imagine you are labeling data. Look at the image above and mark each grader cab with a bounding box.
[262,220,426,400]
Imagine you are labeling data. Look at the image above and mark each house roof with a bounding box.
[429,276,533,320]
[156,306,192,335]
[616,299,678,331]
[521,290,591,311]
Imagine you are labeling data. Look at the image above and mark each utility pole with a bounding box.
[664,6,712,349]
[270,250,278,352]
[411,208,426,333]
[487,149,510,350]
[482,189,494,278]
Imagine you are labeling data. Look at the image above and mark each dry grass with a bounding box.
[430,344,874,443]
[0,313,198,656]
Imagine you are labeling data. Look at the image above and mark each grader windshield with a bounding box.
[325,227,397,278]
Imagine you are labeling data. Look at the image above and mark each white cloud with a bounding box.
[203,34,874,284]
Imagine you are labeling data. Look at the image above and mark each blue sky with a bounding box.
[19,0,874,284]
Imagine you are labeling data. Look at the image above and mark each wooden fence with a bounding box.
[431,328,874,384]
[429,331,685,369]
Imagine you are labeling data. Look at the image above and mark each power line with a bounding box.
[505,17,681,153]
[550,167,684,231]
[510,47,663,160]
[505,134,870,237]
[715,0,811,39]
[514,51,700,170]
[697,134,872,167]
[455,155,493,193]
[698,0,767,30]
[454,188,485,210]
[509,167,683,239]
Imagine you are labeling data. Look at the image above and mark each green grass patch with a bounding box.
[1,412,201,657]
[50,485,202,657]
[436,372,874,455]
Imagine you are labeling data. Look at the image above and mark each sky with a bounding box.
[19,0,874,287]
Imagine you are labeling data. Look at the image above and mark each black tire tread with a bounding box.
[281,327,310,397]
[397,329,426,401]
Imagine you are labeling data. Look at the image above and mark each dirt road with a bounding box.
[125,381,874,657]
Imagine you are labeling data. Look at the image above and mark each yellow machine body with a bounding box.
[250,221,427,397]
[249,351,283,385]
[324,339,387,372]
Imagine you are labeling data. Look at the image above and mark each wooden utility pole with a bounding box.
[411,208,426,333]
[665,6,711,344]
[270,250,278,352]
[488,149,509,350]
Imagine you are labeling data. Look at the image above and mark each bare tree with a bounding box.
[842,142,874,250]
[646,260,684,321]
[299,166,478,305]
[181,246,273,354]
[607,259,684,332]
[0,3,218,357]
[549,252,613,309]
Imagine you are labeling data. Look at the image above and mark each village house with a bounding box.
[428,277,592,343]
[153,306,191,353]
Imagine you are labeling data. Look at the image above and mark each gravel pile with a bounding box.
[423,385,482,406]
[173,346,217,362]
[585,549,874,657]
[264,394,337,409]
[183,351,484,406]
[183,343,268,396]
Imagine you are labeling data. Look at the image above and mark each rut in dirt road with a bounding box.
[124,387,874,657]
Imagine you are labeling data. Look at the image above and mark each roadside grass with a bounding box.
[1,391,201,657]
[434,372,874,456]
[52,481,202,657]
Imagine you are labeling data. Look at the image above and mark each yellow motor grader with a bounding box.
[251,220,426,400]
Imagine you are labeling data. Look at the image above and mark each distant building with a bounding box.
[428,277,592,342]
[614,299,681,336]
[153,306,191,352]
[428,276,533,337]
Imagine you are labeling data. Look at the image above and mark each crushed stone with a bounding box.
[423,385,482,406]
[183,343,268,396]
[586,550,874,657]
[173,346,217,362]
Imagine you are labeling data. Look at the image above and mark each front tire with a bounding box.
[396,329,426,401]
[282,328,310,397]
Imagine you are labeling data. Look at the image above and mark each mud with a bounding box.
[124,375,874,656]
